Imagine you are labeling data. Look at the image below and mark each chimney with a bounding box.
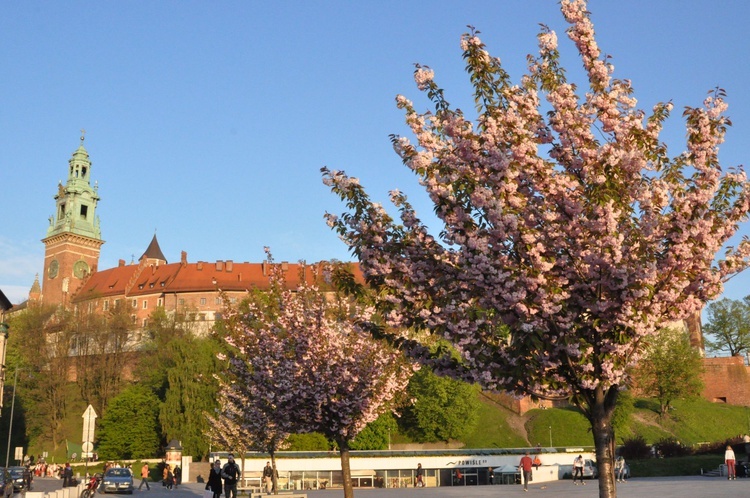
[226,260,233,272]
[181,251,188,266]
[281,261,289,271]
[216,260,224,271]
[119,259,126,267]
[197,261,203,271]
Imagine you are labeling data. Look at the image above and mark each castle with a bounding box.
[31,135,347,340]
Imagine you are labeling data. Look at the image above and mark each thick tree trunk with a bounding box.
[587,385,619,498]
[338,439,354,498]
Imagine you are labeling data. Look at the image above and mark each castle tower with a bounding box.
[41,132,104,306]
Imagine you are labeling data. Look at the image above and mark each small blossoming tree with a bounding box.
[323,1,750,496]
[214,252,412,498]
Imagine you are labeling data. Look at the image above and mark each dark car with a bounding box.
[0,469,13,498]
[102,468,134,494]
[6,467,27,492]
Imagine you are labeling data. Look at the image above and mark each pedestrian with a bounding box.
[519,452,533,492]
[572,455,585,485]
[163,464,173,490]
[222,454,240,498]
[62,463,73,488]
[174,465,182,488]
[415,463,424,487]
[206,461,223,498]
[615,456,626,482]
[138,463,150,491]
[725,445,736,480]
[23,465,32,491]
[262,461,274,494]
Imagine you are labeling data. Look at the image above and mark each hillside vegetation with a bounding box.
[22,387,750,462]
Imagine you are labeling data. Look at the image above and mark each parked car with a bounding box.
[0,469,13,498]
[102,468,134,494]
[6,467,27,492]
[582,459,598,479]
[585,459,631,480]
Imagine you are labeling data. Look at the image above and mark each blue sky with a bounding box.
[1,1,749,308]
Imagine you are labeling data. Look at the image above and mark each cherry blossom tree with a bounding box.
[214,253,412,497]
[323,1,750,496]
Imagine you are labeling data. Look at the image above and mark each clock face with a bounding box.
[48,259,59,279]
[73,260,89,279]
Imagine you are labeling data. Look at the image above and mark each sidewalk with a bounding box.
[171,476,748,498]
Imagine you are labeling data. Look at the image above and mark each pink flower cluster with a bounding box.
[322,0,750,408]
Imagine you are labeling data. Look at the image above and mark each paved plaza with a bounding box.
[28,476,750,498]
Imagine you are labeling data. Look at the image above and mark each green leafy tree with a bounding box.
[71,302,133,414]
[349,414,397,450]
[96,384,161,460]
[285,433,330,451]
[703,297,750,357]
[633,327,704,415]
[137,306,199,398]
[159,336,221,460]
[399,368,480,443]
[8,303,72,451]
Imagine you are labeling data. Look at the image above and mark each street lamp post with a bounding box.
[549,426,552,449]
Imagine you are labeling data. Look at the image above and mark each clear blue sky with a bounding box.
[1,1,749,307]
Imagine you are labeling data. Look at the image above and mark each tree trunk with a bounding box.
[587,385,619,498]
[338,439,354,498]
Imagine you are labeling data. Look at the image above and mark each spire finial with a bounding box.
[80,129,86,144]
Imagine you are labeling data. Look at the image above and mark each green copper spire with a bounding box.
[46,130,102,240]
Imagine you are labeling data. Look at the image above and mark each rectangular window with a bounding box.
[132,299,137,308]
[179,298,185,306]
[80,205,88,219]
[200,298,207,306]
[215,297,221,305]
[143,300,148,309]
[157,298,163,307]
[142,318,148,327]
[103,300,109,311]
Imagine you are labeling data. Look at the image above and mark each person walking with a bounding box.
[173,466,181,489]
[62,463,73,488]
[725,445,737,480]
[206,461,223,498]
[262,462,274,494]
[572,455,585,485]
[162,465,173,490]
[138,463,150,491]
[415,463,424,487]
[222,455,240,498]
[615,456,626,482]
[519,453,533,492]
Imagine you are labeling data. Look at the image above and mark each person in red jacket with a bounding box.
[519,453,533,492]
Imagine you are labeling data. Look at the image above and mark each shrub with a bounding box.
[620,435,651,460]
[654,437,692,457]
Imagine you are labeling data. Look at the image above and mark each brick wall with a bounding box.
[700,356,750,406]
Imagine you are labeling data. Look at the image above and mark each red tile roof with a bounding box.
[72,258,362,303]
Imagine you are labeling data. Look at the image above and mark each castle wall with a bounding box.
[700,356,750,406]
